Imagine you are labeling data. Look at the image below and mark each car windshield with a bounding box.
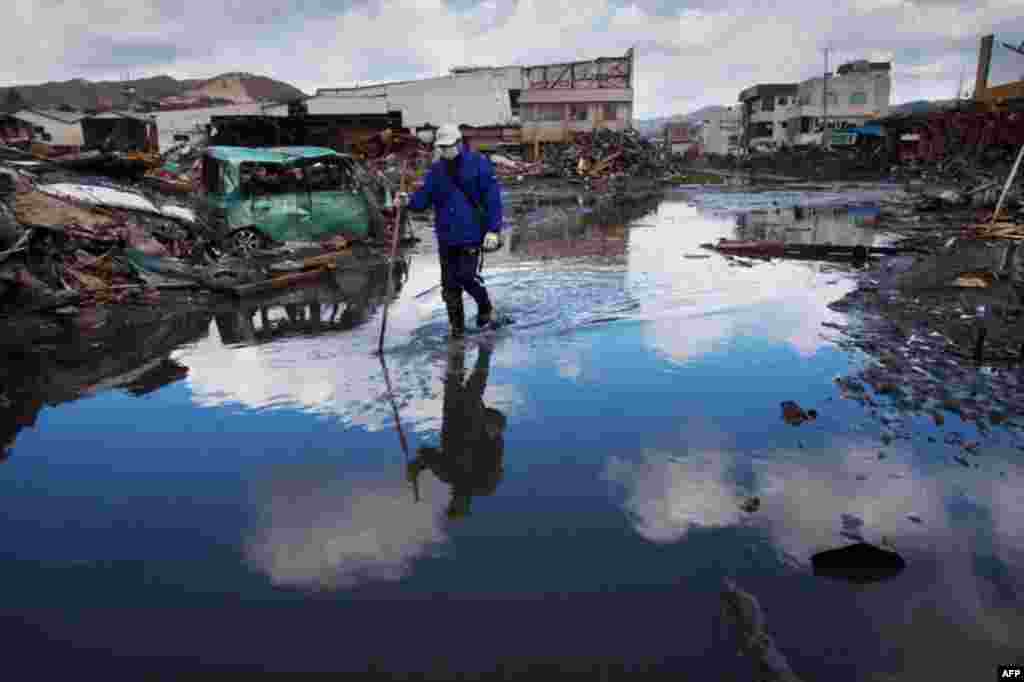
[238,157,361,198]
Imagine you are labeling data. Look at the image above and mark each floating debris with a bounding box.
[720,578,805,682]
[811,543,906,584]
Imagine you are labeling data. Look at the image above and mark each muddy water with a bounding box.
[1,189,1021,678]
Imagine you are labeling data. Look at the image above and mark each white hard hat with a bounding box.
[435,123,462,147]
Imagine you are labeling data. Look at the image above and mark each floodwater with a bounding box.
[2,189,1022,678]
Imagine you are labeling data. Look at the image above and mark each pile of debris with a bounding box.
[0,166,212,316]
[541,129,671,180]
[143,144,206,196]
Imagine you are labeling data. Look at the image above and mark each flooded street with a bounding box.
[2,188,1022,678]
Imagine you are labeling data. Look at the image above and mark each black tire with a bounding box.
[227,228,265,257]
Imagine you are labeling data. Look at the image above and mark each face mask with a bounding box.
[439,145,459,160]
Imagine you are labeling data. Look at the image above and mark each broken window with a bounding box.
[761,97,774,112]
[778,97,788,106]
[509,89,521,118]
[849,92,868,106]
[239,158,358,198]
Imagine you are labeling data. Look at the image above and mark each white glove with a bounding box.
[483,232,500,251]
[394,191,409,208]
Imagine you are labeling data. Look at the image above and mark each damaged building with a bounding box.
[739,60,892,152]
[218,49,636,159]
[7,108,87,152]
[80,112,159,153]
[699,107,742,157]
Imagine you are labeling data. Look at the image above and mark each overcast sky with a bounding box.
[4,1,1024,117]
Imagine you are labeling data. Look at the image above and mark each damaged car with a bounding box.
[195,146,394,257]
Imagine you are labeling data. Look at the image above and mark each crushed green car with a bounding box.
[195,146,392,256]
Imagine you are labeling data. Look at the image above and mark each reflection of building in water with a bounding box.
[734,205,883,247]
[507,197,658,261]
[0,311,213,458]
[214,258,410,346]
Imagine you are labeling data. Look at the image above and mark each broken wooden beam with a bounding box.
[227,268,329,297]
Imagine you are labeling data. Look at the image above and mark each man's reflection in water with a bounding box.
[408,342,507,520]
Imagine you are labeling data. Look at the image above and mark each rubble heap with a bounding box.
[0,167,213,315]
[541,129,676,179]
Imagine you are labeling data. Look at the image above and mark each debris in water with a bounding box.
[811,543,906,584]
[907,514,923,524]
[780,400,814,426]
[739,497,761,513]
[720,578,805,682]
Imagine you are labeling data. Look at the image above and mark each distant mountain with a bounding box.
[634,105,732,138]
[888,99,959,115]
[0,73,306,111]
[682,105,731,124]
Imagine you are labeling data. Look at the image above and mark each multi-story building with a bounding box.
[737,84,799,153]
[699,106,742,156]
[787,60,891,145]
[518,49,635,151]
[738,60,891,151]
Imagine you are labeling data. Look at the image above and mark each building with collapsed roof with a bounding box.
[8,109,87,148]
[81,112,159,153]
[260,49,636,157]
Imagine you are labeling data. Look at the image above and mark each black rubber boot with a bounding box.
[443,290,465,339]
[476,301,493,329]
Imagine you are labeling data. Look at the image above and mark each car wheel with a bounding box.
[229,228,264,257]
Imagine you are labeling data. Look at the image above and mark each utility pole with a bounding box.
[822,47,829,148]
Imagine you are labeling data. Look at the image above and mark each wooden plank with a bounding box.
[296,249,354,270]
[229,268,329,297]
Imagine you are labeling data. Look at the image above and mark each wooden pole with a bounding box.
[992,143,1024,223]
[377,160,407,355]
[378,352,417,502]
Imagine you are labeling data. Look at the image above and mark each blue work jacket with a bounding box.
[408,149,503,247]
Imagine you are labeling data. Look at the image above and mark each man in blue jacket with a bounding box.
[399,123,503,339]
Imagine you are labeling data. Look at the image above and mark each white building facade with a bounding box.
[738,60,891,151]
[299,65,523,129]
[11,109,86,147]
[699,106,741,156]
[738,84,799,153]
[786,61,891,145]
[154,103,273,151]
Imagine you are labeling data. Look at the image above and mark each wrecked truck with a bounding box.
[195,146,392,256]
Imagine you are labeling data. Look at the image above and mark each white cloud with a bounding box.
[604,448,747,542]
[245,471,451,589]
[176,314,523,434]
[603,426,1024,657]
[6,1,1024,117]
